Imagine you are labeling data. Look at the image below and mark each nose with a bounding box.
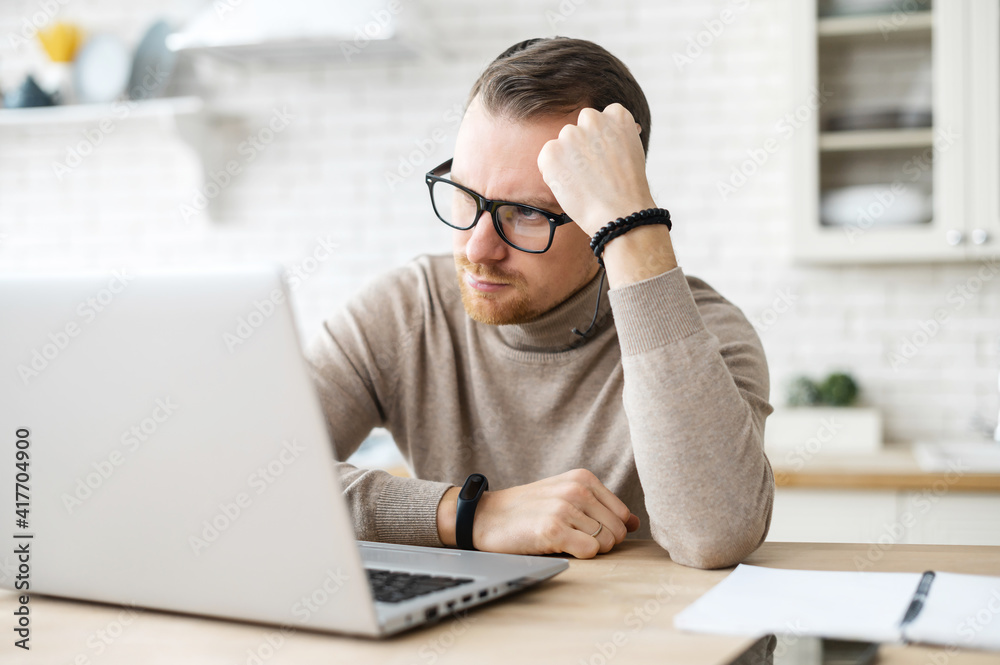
[461,209,508,265]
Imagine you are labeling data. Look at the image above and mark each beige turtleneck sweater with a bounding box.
[306,253,774,569]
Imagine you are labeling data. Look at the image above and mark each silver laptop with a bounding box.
[0,266,567,637]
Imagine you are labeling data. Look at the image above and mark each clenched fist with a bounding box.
[437,468,640,559]
[536,103,657,236]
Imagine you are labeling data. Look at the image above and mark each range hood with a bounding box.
[166,0,420,63]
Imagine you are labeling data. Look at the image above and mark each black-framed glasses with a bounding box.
[425,158,574,253]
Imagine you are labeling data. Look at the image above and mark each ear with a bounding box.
[636,123,643,135]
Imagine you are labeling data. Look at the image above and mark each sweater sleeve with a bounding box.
[607,266,775,570]
[305,263,453,547]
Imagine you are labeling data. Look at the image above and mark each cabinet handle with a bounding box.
[971,229,990,245]
[945,229,965,246]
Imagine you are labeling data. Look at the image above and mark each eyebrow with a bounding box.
[450,171,562,212]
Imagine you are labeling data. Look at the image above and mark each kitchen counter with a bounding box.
[768,444,1000,546]
[770,443,1000,492]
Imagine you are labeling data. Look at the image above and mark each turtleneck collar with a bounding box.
[485,268,614,353]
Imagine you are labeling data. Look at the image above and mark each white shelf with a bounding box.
[818,128,934,152]
[0,94,238,222]
[817,10,933,38]
[0,96,203,126]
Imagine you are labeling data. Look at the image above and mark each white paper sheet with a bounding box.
[675,565,1000,652]
[674,564,921,643]
[906,571,1000,651]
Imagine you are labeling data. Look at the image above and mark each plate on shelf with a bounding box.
[820,184,932,227]
[128,19,178,101]
[73,35,131,104]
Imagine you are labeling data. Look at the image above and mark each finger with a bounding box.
[574,106,601,128]
[594,521,616,554]
[626,513,640,532]
[556,119,580,144]
[562,501,616,554]
[580,498,629,544]
[581,476,634,529]
[603,103,634,124]
[560,525,602,559]
[578,516,615,554]
[537,140,569,187]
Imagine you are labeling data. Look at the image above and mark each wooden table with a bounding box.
[1,541,998,664]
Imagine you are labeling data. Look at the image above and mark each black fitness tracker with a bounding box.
[456,473,488,551]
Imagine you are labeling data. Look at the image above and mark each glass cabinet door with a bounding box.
[793,0,985,263]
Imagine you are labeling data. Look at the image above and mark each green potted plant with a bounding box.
[765,371,882,456]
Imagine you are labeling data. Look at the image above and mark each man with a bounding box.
[307,37,774,570]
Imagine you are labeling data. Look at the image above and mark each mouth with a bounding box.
[465,272,510,293]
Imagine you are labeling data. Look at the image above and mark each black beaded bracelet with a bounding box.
[590,208,672,267]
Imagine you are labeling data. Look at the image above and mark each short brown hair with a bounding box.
[467,37,651,156]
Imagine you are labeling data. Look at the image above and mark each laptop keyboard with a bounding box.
[366,568,475,604]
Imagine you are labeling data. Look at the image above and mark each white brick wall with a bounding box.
[1,0,997,444]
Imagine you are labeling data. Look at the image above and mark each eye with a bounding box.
[512,206,547,224]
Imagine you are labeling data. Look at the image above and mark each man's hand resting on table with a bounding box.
[436,468,640,558]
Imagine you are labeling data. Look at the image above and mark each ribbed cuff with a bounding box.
[607,266,706,357]
[374,475,454,547]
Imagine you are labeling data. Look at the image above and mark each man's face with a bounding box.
[450,96,599,326]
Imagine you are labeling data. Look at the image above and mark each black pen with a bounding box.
[899,570,936,642]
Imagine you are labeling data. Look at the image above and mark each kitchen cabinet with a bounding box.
[969,0,1000,258]
[791,0,1000,263]
[771,489,1000,547]
[769,445,1000,546]
[770,488,900,544]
